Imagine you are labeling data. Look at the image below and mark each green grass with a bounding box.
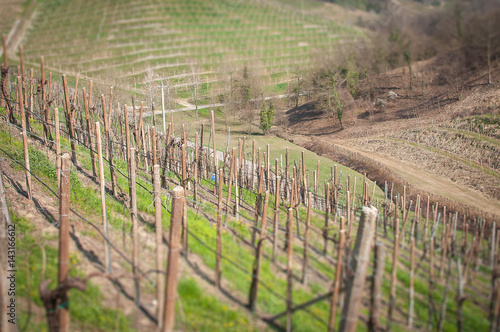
[12,213,134,332]
[0,103,492,332]
[177,277,263,331]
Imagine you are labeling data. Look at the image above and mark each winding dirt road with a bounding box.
[333,142,500,217]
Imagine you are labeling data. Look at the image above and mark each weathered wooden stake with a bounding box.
[323,182,330,254]
[387,218,400,331]
[211,110,217,194]
[54,108,61,185]
[339,206,378,332]
[96,122,111,273]
[286,207,294,332]
[428,237,435,330]
[61,75,77,164]
[368,242,386,332]
[83,88,97,179]
[216,168,224,288]
[18,76,31,200]
[249,191,270,312]
[302,192,312,284]
[130,148,140,305]
[162,186,184,332]
[273,176,281,263]
[328,227,345,332]
[153,165,164,327]
[409,236,415,328]
[58,153,71,332]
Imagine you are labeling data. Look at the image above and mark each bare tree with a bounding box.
[463,11,500,85]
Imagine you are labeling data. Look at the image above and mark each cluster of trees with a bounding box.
[307,0,500,127]
[139,0,500,135]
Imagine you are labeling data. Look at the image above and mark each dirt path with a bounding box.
[333,141,500,217]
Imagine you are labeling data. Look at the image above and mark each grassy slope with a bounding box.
[22,0,362,93]
[1,89,493,331]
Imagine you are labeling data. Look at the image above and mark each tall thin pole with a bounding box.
[96,122,111,273]
[162,186,184,332]
[328,227,345,332]
[153,165,163,327]
[18,76,31,200]
[339,206,378,332]
[130,148,140,305]
[161,81,166,133]
[58,153,71,332]
[286,207,294,332]
[54,108,61,186]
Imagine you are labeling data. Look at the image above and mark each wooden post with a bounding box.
[387,218,400,331]
[286,207,294,332]
[152,164,164,327]
[181,144,188,255]
[139,102,148,171]
[193,132,199,202]
[492,222,496,271]
[252,139,255,191]
[234,145,240,218]
[216,168,224,288]
[440,206,447,278]
[54,108,61,186]
[225,149,235,224]
[285,147,289,200]
[424,195,430,246]
[58,153,71,332]
[62,75,77,165]
[409,236,415,328]
[96,122,111,274]
[266,144,271,190]
[328,227,345,332]
[438,258,453,332]
[162,186,184,332]
[181,143,187,187]
[253,166,264,248]
[273,176,281,263]
[339,206,378,332]
[301,151,305,202]
[130,148,140,305]
[18,76,31,200]
[428,237,435,331]
[41,57,48,144]
[29,69,33,122]
[211,110,217,194]
[152,126,158,168]
[323,182,330,254]
[368,242,386,332]
[302,192,312,284]
[83,88,97,179]
[0,168,12,332]
[249,191,270,312]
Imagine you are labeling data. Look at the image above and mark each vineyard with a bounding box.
[17,0,363,100]
[0,51,499,332]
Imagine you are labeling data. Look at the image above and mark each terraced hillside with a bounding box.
[21,0,361,94]
[0,0,23,37]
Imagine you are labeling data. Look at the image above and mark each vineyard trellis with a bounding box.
[1,55,500,332]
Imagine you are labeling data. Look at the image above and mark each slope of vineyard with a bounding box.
[0,65,496,331]
[21,0,362,92]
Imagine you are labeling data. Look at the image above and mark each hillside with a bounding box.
[18,0,363,95]
[280,56,500,221]
[1,0,500,331]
